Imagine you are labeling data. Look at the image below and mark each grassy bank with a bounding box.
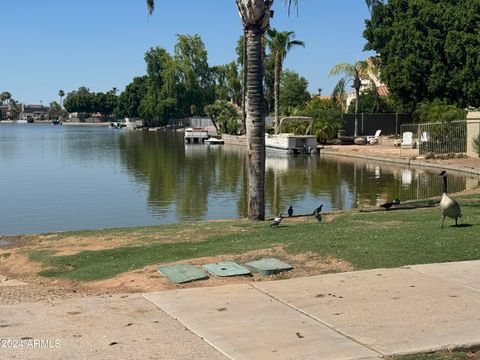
[15,193,480,281]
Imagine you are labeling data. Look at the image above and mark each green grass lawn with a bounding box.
[24,193,480,281]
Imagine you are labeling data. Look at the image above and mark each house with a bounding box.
[20,104,48,121]
[345,57,389,111]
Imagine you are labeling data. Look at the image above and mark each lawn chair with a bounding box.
[366,129,381,144]
[401,131,413,147]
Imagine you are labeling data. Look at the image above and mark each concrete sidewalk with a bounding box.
[1,261,480,360]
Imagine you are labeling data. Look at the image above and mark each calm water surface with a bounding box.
[1,124,478,235]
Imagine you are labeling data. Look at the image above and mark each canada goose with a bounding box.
[313,205,323,222]
[380,198,400,210]
[439,170,462,228]
[270,213,283,227]
[288,206,293,217]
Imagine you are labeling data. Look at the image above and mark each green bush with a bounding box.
[414,99,466,123]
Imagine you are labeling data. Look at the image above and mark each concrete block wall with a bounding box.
[466,111,480,157]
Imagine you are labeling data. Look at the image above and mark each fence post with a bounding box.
[466,111,480,157]
[361,113,365,135]
[395,113,399,135]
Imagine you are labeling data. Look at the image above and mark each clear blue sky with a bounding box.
[1,0,374,105]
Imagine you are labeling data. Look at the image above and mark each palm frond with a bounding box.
[146,0,155,15]
[329,63,355,77]
[284,0,298,16]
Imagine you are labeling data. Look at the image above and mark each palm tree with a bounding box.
[329,61,371,136]
[147,0,286,221]
[1,92,11,106]
[58,90,65,107]
[266,28,304,131]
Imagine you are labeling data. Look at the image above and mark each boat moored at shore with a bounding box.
[265,117,318,155]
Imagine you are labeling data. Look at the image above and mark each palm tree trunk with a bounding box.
[274,51,281,133]
[354,88,359,137]
[245,28,266,220]
[241,30,247,135]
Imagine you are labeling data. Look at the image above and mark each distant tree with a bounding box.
[279,70,310,115]
[266,28,304,128]
[94,90,118,117]
[1,92,11,106]
[364,0,480,110]
[48,101,63,118]
[211,62,242,105]
[8,99,21,120]
[140,47,179,126]
[58,90,65,107]
[174,34,215,117]
[116,76,148,118]
[63,87,96,114]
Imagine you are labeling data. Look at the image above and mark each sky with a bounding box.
[1,0,374,105]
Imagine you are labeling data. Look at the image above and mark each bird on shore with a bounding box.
[288,206,293,217]
[380,199,400,210]
[313,205,323,221]
[439,170,462,228]
[270,213,283,227]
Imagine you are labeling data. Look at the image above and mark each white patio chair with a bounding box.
[366,129,381,144]
[401,132,413,147]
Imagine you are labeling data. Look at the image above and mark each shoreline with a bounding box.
[320,148,480,175]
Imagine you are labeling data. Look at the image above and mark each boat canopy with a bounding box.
[275,116,314,136]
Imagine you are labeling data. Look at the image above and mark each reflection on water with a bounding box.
[0,124,478,235]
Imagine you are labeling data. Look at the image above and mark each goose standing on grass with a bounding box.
[270,213,283,227]
[439,170,462,228]
[313,205,323,222]
[288,206,293,217]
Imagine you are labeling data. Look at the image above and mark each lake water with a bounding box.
[1,124,478,235]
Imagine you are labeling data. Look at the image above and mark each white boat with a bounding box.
[184,127,209,144]
[204,137,224,145]
[265,116,318,154]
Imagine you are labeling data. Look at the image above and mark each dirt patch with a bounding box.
[0,245,353,303]
[22,225,246,256]
[88,246,353,294]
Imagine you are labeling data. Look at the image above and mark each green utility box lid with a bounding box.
[244,258,293,276]
[203,261,251,277]
[158,264,209,284]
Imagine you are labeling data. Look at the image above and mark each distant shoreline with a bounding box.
[0,120,111,126]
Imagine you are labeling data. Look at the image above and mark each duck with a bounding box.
[380,198,400,210]
[313,205,323,222]
[288,206,293,217]
[439,170,462,228]
[270,213,283,227]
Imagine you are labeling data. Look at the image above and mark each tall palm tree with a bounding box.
[146,0,289,220]
[58,90,65,107]
[266,28,304,131]
[329,61,371,136]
